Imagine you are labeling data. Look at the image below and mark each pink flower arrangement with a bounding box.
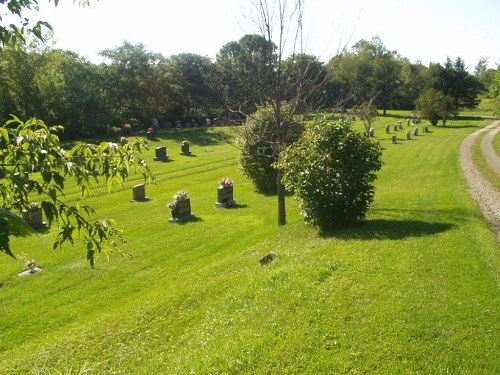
[220,178,233,188]
[26,259,37,269]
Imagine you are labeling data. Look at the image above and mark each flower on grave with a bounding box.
[219,178,233,188]
[181,140,190,146]
[31,202,40,209]
[174,190,189,201]
[167,190,189,210]
[26,259,37,270]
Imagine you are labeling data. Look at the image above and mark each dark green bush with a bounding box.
[278,118,382,230]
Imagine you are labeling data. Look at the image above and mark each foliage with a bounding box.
[352,100,378,134]
[485,68,500,116]
[415,88,456,126]
[279,118,382,230]
[239,103,303,194]
[431,57,484,109]
[0,116,153,266]
[216,34,277,115]
[328,37,402,115]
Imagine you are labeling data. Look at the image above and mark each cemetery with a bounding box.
[2,112,499,374]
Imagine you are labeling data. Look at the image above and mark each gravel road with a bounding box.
[459,121,500,241]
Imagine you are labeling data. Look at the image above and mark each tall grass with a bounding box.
[0,115,498,374]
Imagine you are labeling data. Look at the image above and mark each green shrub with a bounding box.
[239,103,303,193]
[278,118,382,230]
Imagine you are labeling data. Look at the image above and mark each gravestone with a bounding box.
[392,134,397,144]
[215,186,236,207]
[369,128,375,138]
[181,143,192,156]
[413,127,419,136]
[394,124,398,132]
[132,184,147,201]
[154,146,169,161]
[385,125,390,134]
[406,130,412,140]
[22,207,44,228]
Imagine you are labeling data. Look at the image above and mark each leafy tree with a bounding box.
[352,100,378,135]
[0,47,42,121]
[328,36,402,115]
[432,57,484,109]
[227,0,328,226]
[397,59,428,110]
[278,118,382,231]
[0,116,154,266]
[34,49,107,138]
[99,42,166,125]
[486,68,500,117]
[166,53,222,119]
[239,103,302,193]
[216,34,277,115]
[415,88,455,126]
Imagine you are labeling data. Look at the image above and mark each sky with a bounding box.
[24,0,500,71]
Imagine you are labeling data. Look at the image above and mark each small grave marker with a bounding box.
[132,184,148,201]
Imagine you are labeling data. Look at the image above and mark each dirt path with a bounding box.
[459,121,500,241]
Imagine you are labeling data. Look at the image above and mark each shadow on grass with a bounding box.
[160,127,237,146]
[321,219,455,241]
[173,216,204,225]
[223,204,249,209]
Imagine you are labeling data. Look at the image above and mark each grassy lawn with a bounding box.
[1,113,498,374]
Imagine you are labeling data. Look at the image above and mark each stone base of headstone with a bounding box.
[154,155,170,161]
[169,213,195,223]
[132,184,149,201]
[18,267,42,277]
[215,200,237,208]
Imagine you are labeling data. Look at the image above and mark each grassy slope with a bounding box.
[0,115,498,374]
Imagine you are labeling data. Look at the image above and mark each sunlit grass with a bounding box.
[1,116,498,374]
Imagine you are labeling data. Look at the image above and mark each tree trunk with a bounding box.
[277,169,286,226]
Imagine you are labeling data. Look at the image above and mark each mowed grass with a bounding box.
[0,115,499,374]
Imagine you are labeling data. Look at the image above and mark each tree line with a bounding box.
[0,36,496,139]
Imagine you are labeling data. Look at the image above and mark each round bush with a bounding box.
[238,103,303,193]
[279,118,382,230]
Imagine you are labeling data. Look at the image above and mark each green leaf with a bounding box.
[0,127,8,142]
